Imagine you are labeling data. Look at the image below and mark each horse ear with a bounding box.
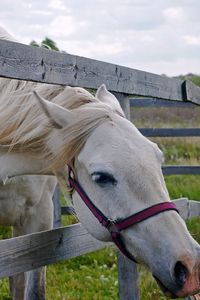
[33,91,74,128]
[96,84,123,113]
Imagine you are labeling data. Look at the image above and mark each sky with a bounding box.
[0,0,200,76]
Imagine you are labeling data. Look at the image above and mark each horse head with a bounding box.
[33,84,200,298]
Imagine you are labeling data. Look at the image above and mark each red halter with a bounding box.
[68,167,179,262]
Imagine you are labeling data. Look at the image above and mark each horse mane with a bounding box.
[0,27,119,172]
[0,78,117,169]
[0,26,17,42]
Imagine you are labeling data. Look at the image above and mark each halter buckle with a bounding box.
[106,219,119,233]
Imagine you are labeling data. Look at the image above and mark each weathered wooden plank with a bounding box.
[0,224,107,278]
[172,198,190,220]
[52,184,61,228]
[172,199,200,220]
[183,80,200,105]
[188,200,200,219]
[162,166,200,175]
[0,39,187,101]
[130,98,197,107]
[140,128,200,137]
[25,267,46,300]
[113,92,131,119]
[117,252,139,300]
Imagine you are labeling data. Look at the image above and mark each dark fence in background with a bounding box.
[130,97,200,176]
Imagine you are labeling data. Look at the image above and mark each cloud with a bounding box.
[163,7,186,23]
[48,0,66,11]
[47,15,81,38]
[183,35,200,46]
[0,0,200,76]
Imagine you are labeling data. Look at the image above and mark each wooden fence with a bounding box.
[0,39,199,300]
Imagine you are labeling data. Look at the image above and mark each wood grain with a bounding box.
[117,252,140,300]
[0,39,190,101]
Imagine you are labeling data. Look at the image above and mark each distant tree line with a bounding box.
[30,37,59,51]
[175,74,200,87]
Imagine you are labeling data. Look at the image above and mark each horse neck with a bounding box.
[0,148,53,183]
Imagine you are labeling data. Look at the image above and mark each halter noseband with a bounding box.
[68,167,179,262]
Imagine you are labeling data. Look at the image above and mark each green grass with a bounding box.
[131,106,200,128]
[154,137,200,165]
[166,175,200,200]
[46,247,118,300]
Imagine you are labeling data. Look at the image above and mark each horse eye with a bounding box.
[91,172,117,186]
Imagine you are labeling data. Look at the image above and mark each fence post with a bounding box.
[113,92,140,299]
[117,252,140,300]
[52,184,61,228]
[112,92,130,120]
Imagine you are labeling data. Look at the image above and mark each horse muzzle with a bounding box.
[153,252,200,298]
[175,260,200,298]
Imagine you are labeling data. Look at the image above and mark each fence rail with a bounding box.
[0,39,199,300]
[162,166,200,175]
[139,128,200,137]
[0,199,198,279]
[130,97,198,107]
[0,39,200,104]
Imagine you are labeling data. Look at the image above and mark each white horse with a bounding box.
[0,27,57,300]
[0,28,200,299]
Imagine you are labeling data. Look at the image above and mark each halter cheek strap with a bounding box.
[68,167,179,262]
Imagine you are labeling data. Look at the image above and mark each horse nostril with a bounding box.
[174,261,188,288]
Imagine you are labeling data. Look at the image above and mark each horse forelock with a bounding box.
[0,77,117,172]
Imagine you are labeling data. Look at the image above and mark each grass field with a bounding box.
[0,104,199,299]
